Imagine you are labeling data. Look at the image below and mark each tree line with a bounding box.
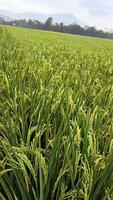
[0,17,113,39]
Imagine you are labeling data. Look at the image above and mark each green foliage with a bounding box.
[0,26,113,199]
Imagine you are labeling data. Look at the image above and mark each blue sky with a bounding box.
[0,0,113,30]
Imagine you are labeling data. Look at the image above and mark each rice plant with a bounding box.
[0,26,113,200]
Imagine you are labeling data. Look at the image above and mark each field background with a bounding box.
[1,26,113,200]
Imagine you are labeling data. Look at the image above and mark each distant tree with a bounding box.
[34,20,44,29]
[44,17,53,30]
[0,17,5,24]
[28,19,34,28]
[0,17,113,39]
[86,26,97,36]
[60,22,64,32]
[68,24,84,35]
[17,19,27,27]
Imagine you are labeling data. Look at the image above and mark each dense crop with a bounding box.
[1,26,113,200]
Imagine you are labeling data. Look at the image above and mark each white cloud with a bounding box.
[79,0,113,29]
[0,0,53,13]
[86,14,113,30]
[0,0,113,30]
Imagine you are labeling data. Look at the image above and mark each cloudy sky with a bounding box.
[0,0,113,30]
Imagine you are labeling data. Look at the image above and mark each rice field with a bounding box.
[1,26,113,200]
